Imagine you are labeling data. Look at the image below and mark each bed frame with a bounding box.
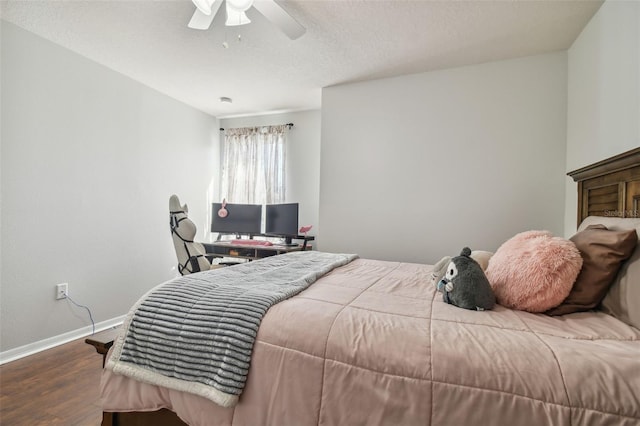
[102,409,186,426]
[568,147,640,225]
[97,147,640,426]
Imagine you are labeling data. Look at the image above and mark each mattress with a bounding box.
[101,257,640,425]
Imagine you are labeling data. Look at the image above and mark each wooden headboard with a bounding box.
[568,147,640,226]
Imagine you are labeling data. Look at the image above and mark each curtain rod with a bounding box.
[219,123,294,131]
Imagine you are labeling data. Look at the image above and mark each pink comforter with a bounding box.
[101,258,640,425]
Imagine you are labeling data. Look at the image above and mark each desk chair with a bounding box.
[169,194,213,275]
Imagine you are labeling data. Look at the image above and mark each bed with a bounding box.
[99,148,640,426]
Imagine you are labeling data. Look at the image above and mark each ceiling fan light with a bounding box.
[225,4,251,26]
[226,0,253,13]
[192,0,212,15]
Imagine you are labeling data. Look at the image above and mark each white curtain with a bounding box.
[221,125,288,204]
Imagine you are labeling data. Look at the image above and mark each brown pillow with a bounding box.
[546,224,637,316]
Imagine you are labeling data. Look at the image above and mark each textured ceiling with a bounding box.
[0,0,603,118]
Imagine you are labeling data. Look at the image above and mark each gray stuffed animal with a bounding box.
[429,250,493,287]
[437,247,496,311]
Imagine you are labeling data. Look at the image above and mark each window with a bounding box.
[220,125,288,204]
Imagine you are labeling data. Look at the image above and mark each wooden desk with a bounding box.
[204,235,315,262]
[207,241,303,261]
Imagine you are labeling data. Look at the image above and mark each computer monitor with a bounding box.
[265,203,299,245]
[211,203,262,236]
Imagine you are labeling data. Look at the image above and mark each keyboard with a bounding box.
[231,239,273,246]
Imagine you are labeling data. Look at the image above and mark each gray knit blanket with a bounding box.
[106,251,358,408]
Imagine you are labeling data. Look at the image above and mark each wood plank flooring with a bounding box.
[0,338,103,425]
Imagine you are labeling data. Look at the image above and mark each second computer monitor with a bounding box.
[265,203,299,244]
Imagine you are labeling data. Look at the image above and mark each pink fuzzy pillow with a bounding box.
[485,230,583,313]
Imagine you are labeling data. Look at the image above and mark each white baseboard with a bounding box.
[0,315,125,365]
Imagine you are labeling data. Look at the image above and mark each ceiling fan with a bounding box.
[188,0,306,40]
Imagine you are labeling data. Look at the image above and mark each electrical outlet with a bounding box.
[56,283,68,300]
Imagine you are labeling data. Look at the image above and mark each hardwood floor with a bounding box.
[0,338,104,425]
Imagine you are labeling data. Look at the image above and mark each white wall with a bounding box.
[320,52,568,264]
[1,22,220,353]
[219,110,321,239]
[564,0,640,234]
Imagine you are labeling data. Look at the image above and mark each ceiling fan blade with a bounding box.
[252,0,306,40]
[188,0,224,30]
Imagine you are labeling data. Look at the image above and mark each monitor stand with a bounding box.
[282,236,298,247]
